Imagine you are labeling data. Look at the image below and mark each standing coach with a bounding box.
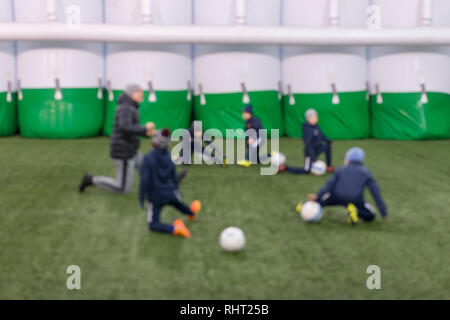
[79,84,155,193]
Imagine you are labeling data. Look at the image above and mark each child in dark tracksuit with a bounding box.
[282,109,334,174]
[139,129,200,238]
[307,147,388,224]
[183,121,225,164]
[240,104,268,165]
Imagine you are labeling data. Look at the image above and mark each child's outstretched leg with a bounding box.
[323,143,334,172]
[314,144,334,172]
[171,199,200,221]
[283,156,311,174]
[324,143,332,169]
[285,166,309,174]
[147,203,191,238]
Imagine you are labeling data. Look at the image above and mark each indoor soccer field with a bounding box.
[1,136,449,300]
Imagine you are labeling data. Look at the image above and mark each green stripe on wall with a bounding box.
[283,91,370,140]
[370,92,450,140]
[103,90,192,136]
[194,90,283,138]
[0,92,17,137]
[18,88,104,139]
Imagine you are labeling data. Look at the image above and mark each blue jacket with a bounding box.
[139,148,178,208]
[317,161,387,217]
[245,116,263,138]
[302,122,330,159]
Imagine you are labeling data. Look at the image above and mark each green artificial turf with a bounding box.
[0,136,449,299]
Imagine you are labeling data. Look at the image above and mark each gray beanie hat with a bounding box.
[152,128,171,149]
[345,147,365,163]
[125,83,142,96]
[305,108,318,120]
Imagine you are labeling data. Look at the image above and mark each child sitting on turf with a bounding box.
[280,108,334,174]
[139,128,201,238]
[177,120,225,165]
[238,104,268,166]
[303,147,388,224]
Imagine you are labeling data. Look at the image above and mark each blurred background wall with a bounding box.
[0,0,449,140]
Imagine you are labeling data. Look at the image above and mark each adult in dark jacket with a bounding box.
[79,84,155,193]
[139,129,201,238]
[306,147,388,224]
[281,109,334,174]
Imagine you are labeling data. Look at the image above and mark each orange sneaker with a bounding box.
[188,200,202,221]
[172,219,191,238]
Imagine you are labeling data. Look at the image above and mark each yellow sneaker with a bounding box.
[296,202,303,213]
[347,203,359,225]
[237,160,251,167]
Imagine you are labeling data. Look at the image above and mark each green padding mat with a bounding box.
[18,88,104,139]
[370,92,450,140]
[283,91,369,139]
[104,90,192,136]
[0,92,17,136]
[194,91,283,138]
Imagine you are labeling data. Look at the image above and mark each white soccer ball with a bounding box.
[300,201,323,222]
[311,160,327,176]
[219,227,246,252]
[271,151,286,167]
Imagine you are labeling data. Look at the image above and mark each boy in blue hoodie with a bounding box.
[301,147,388,224]
[139,129,201,238]
[280,109,334,174]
